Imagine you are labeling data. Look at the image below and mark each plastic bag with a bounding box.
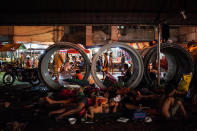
[178,73,192,92]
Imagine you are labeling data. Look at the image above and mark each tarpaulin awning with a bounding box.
[0,43,22,51]
[128,42,149,50]
[18,44,26,50]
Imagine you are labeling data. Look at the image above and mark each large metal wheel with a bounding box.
[38,42,91,89]
[91,42,144,89]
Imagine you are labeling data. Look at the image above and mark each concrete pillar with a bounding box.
[53,26,57,42]
[86,26,92,46]
[8,26,14,43]
[64,26,70,34]
[58,26,64,42]
[111,26,119,41]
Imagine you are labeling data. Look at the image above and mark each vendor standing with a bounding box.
[53,51,64,82]
[33,57,39,68]
[63,57,71,72]
[20,53,26,67]
[96,56,102,72]
[121,54,125,70]
[26,57,32,69]
[109,52,114,74]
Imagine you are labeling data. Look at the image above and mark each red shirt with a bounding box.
[26,60,32,68]
[76,73,83,80]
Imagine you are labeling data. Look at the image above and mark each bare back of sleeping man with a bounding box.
[161,85,188,119]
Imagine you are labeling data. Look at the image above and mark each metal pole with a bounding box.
[30,43,32,58]
[57,25,59,42]
[33,50,35,68]
[157,24,161,87]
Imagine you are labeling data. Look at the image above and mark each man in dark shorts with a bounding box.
[118,64,131,85]
[121,54,125,70]
[161,85,188,119]
[96,56,102,72]
[109,52,114,74]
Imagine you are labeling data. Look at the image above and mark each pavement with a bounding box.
[0,72,197,131]
[0,84,196,131]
